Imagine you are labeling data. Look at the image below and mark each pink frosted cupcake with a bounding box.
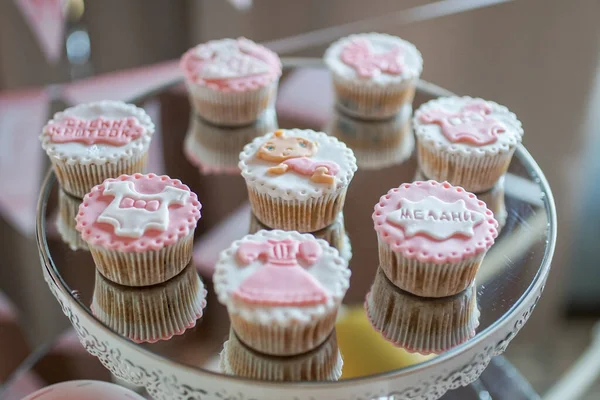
[373,181,498,297]
[214,230,351,356]
[76,173,202,287]
[40,101,154,198]
[23,380,145,400]
[180,37,282,126]
[324,33,422,119]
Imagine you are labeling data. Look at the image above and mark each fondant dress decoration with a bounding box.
[418,100,507,145]
[233,239,329,306]
[257,130,340,185]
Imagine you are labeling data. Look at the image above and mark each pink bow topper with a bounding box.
[46,116,145,146]
[119,197,160,212]
[340,38,404,78]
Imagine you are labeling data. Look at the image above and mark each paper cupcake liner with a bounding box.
[91,264,207,343]
[229,309,338,356]
[186,81,278,127]
[51,152,148,199]
[184,109,277,174]
[366,268,479,354]
[332,75,417,120]
[247,187,347,233]
[378,239,486,298]
[56,189,88,251]
[417,141,515,193]
[220,329,342,381]
[89,231,195,287]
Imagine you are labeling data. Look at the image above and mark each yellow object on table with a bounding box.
[335,305,435,379]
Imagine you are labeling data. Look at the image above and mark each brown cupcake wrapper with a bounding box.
[332,76,417,120]
[89,232,195,287]
[186,82,278,127]
[56,189,88,251]
[229,309,339,356]
[247,186,347,233]
[91,264,206,343]
[51,152,148,199]
[220,328,342,381]
[417,141,515,193]
[366,269,479,354]
[378,239,486,298]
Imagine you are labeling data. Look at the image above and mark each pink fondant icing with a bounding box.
[23,380,146,400]
[75,173,202,252]
[180,37,282,92]
[340,38,404,78]
[45,116,145,146]
[282,157,341,177]
[418,100,507,146]
[373,181,498,263]
[233,239,329,306]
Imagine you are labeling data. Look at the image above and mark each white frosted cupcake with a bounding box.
[23,380,146,400]
[180,37,282,126]
[414,96,523,193]
[214,230,351,356]
[40,101,154,198]
[220,328,343,381]
[324,33,423,119]
[184,108,278,174]
[239,129,357,232]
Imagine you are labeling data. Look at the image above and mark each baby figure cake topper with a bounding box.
[256,130,340,185]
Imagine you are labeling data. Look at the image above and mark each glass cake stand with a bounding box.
[36,58,556,400]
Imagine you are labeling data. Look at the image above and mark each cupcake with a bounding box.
[239,129,357,232]
[56,189,88,251]
[324,33,422,120]
[75,173,202,287]
[23,380,146,400]
[92,263,207,343]
[326,104,414,169]
[40,101,154,198]
[180,37,282,126]
[366,268,479,354]
[184,108,278,174]
[373,181,499,297]
[220,328,343,381]
[213,230,351,355]
[413,96,524,193]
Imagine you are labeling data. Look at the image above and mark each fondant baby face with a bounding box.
[257,130,316,162]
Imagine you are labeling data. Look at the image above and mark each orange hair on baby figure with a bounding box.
[256,130,340,185]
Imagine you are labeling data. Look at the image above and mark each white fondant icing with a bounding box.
[414,96,523,156]
[386,196,485,240]
[194,39,270,79]
[97,181,189,238]
[213,230,350,326]
[324,33,423,85]
[40,100,154,165]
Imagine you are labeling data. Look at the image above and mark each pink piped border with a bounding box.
[372,181,498,263]
[75,173,202,252]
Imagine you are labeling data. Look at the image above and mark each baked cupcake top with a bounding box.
[239,129,357,201]
[23,380,146,400]
[75,173,201,252]
[373,181,498,263]
[413,96,524,156]
[213,230,350,325]
[324,33,423,85]
[180,37,282,92]
[40,100,154,165]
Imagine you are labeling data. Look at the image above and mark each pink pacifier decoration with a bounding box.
[46,116,145,145]
[418,100,507,146]
[340,38,404,78]
[233,239,329,306]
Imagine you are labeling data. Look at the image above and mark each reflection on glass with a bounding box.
[365,268,479,355]
[56,188,88,251]
[91,263,207,344]
[248,211,352,262]
[220,328,342,382]
[325,104,414,170]
[184,108,278,174]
